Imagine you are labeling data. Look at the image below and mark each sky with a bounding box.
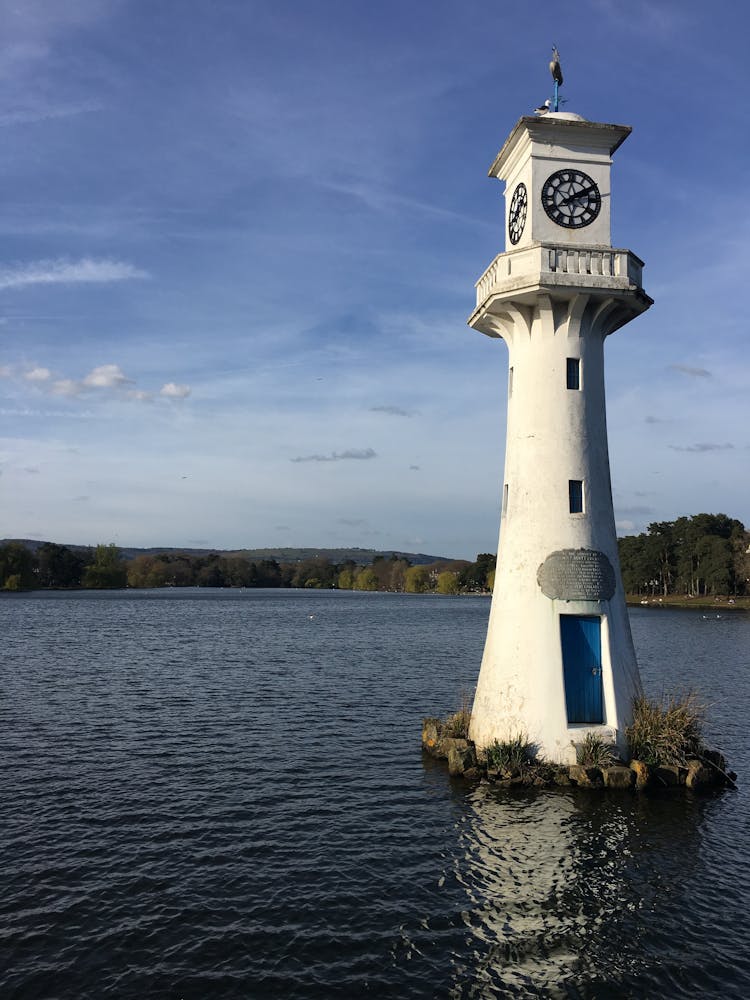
[0,0,747,560]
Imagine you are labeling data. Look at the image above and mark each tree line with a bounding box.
[618,514,750,597]
[3,513,746,597]
[0,542,497,594]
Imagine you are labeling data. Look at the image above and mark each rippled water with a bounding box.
[2,590,749,998]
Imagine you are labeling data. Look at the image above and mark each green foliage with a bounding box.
[0,542,35,590]
[457,553,496,592]
[353,567,379,591]
[82,544,128,589]
[619,514,748,597]
[575,732,615,768]
[436,571,459,595]
[626,693,706,766]
[485,734,533,771]
[404,565,430,593]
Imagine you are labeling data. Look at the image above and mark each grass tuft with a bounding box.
[575,732,615,768]
[625,692,706,767]
[441,691,473,739]
[485,733,534,772]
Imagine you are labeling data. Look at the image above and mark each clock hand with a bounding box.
[560,185,597,206]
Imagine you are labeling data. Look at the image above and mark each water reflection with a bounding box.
[446,785,711,998]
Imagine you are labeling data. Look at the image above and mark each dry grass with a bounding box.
[575,732,615,768]
[441,691,473,739]
[625,692,706,766]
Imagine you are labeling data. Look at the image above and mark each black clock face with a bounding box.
[508,182,527,245]
[541,169,601,229]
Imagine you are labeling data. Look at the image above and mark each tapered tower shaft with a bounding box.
[468,115,652,763]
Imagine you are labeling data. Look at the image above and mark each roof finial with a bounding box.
[549,46,563,112]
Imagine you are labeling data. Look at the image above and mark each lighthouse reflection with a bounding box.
[447,784,708,998]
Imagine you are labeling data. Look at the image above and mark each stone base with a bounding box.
[421,717,736,793]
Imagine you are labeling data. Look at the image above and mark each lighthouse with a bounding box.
[467,106,652,763]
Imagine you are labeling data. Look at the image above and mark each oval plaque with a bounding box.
[537,548,616,601]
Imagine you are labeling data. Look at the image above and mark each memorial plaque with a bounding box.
[537,548,616,601]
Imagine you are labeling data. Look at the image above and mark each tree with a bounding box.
[353,567,378,591]
[127,555,170,588]
[458,553,496,592]
[436,571,459,595]
[404,566,431,593]
[36,542,87,588]
[82,544,127,589]
[0,542,36,590]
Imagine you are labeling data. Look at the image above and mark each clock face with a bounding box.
[541,169,601,229]
[508,182,527,245]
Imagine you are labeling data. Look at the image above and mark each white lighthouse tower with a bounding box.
[468,104,652,763]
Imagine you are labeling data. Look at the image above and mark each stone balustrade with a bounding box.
[475,244,644,306]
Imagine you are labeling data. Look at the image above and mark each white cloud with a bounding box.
[83,364,131,388]
[51,378,82,397]
[160,382,191,399]
[24,366,52,381]
[0,364,12,377]
[128,389,153,402]
[0,256,148,290]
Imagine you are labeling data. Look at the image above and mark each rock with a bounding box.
[703,748,727,771]
[568,764,603,788]
[654,765,682,787]
[422,718,441,753]
[486,767,500,782]
[686,759,714,790]
[630,760,651,789]
[462,766,482,781]
[448,744,476,776]
[602,766,635,789]
[554,770,572,787]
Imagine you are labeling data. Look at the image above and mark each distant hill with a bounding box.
[1,540,448,566]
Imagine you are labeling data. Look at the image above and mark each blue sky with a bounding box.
[0,0,747,559]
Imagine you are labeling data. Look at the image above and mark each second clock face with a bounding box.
[542,169,601,229]
[508,182,527,245]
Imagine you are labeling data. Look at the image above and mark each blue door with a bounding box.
[560,615,603,723]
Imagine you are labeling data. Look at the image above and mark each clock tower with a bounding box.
[468,111,652,763]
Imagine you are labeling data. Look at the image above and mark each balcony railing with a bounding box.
[475,244,644,306]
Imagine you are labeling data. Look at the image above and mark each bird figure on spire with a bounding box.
[550,46,563,86]
[549,46,563,111]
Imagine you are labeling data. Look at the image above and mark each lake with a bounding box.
[2,590,749,998]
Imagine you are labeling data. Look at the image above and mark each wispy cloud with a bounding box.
[24,366,51,381]
[0,100,102,127]
[669,443,734,453]
[160,382,191,399]
[0,257,147,290]
[369,405,413,417]
[670,364,711,378]
[51,379,82,397]
[291,447,377,463]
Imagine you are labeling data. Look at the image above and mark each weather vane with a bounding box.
[534,45,564,116]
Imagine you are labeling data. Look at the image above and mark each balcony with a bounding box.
[475,244,645,307]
